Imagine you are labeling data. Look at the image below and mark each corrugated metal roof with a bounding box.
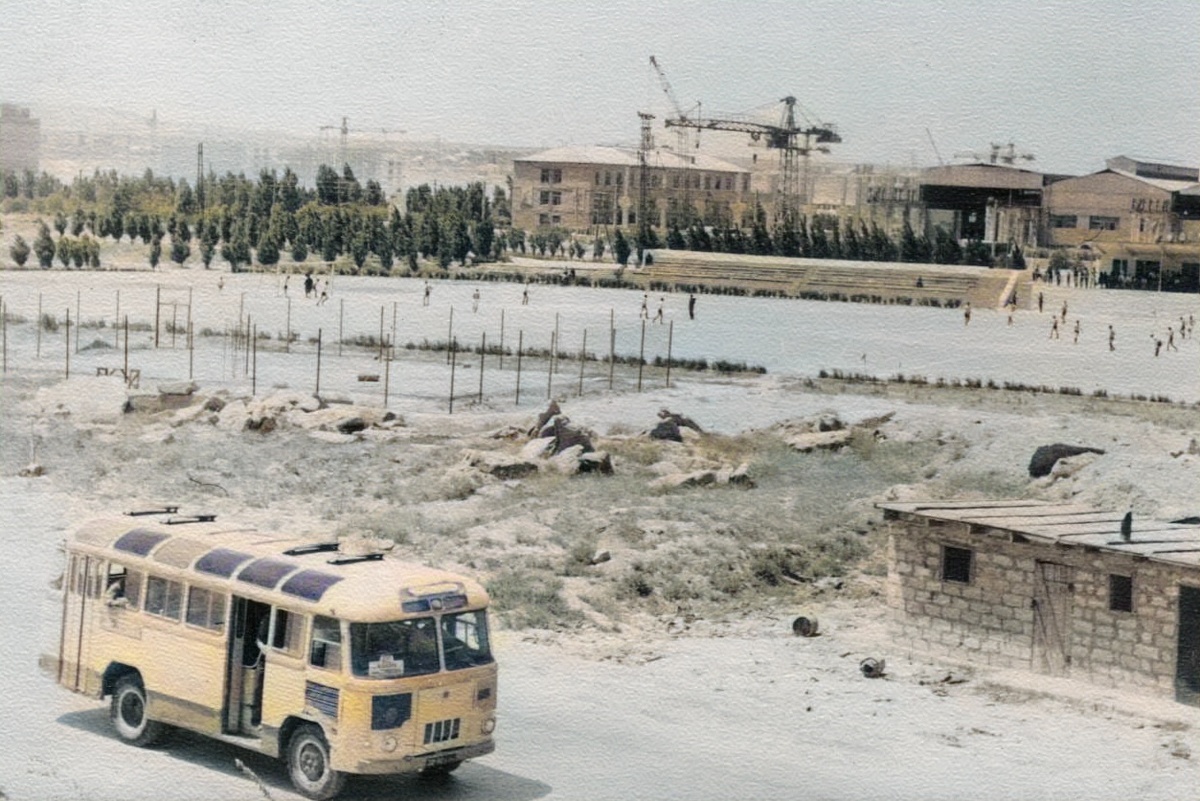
[515,145,746,174]
[878,499,1200,568]
[1106,169,1197,193]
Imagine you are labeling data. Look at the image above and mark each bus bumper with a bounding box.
[352,739,494,774]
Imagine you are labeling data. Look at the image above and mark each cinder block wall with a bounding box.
[887,518,1183,698]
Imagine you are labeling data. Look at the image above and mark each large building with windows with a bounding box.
[511,145,749,231]
[1042,157,1200,291]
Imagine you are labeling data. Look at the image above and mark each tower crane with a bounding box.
[649,56,701,157]
[665,96,840,222]
[319,116,350,170]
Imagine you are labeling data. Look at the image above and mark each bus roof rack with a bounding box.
[327,553,385,565]
[164,514,217,525]
[284,542,341,556]
[125,506,180,517]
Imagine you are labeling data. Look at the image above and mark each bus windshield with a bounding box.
[349,610,492,679]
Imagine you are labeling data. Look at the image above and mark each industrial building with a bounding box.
[0,103,41,175]
[511,145,749,231]
[880,499,1200,707]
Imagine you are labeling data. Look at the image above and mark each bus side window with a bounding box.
[185,586,227,632]
[309,615,342,671]
[270,608,302,655]
[104,562,129,606]
[124,569,144,610]
[145,575,183,620]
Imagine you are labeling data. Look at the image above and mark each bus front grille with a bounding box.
[423,717,461,745]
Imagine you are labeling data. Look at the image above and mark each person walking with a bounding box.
[472,288,480,313]
[963,302,972,326]
[1108,324,1115,352]
[1167,326,1178,351]
[654,297,665,324]
[1073,319,1081,344]
[640,294,649,319]
[304,272,314,298]
[1050,317,1059,339]
[1061,300,1068,323]
[688,292,696,320]
[422,281,431,307]
[1037,291,1044,313]
[522,286,529,306]
[283,275,289,296]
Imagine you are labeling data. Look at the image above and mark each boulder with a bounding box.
[649,419,682,442]
[550,444,586,475]
[520,437,556,460]
[657,408,703,433]
[787,429,853,453]
[462,450,539,479]
[1028,443,1106,478]
[529,400,562,437]
[337,417,367,434]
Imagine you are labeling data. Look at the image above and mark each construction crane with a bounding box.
[665,96,840,222]
[952,142,1035,166]
[649,56,701,157]
[319,116,350,170]
[637,111,655,262]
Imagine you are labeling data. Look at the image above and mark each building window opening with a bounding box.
[1089,215,1119,231]
[1109,574,1133,612]
[941,545,972,584]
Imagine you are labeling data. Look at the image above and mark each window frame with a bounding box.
[1108,574,1134,613]
[941,544,973,584]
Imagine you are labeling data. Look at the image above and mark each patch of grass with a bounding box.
[486,568,585,630]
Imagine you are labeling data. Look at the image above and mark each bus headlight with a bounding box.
[381,735,398,752]
[481,717,496,735]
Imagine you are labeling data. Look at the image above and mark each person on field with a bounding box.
[688,293,696,320]
[304,273,314,298]
[1108,324,1115,352]
[654,298,665,324]
[963,302,972,326]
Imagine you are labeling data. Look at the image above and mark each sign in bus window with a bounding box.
[309,615,343,671]
[350,619,439,679]
[185,586,226,631]
[144,575,183,620]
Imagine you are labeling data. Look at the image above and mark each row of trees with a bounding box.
[6,164,521,274]
[635,209,1006,268]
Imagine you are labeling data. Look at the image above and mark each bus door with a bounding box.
[58,553,95,692]
[225,596,271,735]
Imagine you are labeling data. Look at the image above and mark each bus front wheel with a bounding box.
[288,724,346,800]
[110,675,164,747]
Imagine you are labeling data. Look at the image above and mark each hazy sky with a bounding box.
[5,0,1197,175]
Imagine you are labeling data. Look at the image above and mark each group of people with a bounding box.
[639,292,698,324]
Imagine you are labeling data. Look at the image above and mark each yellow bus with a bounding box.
[56,510,498,799]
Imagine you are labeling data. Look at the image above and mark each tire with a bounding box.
[792,616,819,638]
[421,760,463,780]
[287,724,346,800]
[110,675,165,747]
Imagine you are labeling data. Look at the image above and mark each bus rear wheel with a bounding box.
[288,724,346,800]
[110,675,164,747]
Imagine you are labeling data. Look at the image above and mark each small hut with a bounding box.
[878,499,1200,705]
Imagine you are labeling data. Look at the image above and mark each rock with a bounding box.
[520,437,556,460]
[589,549,612,565]
[549,444,585,475]
[578,451,613,474]
[728,462,754,487]
[1028,443,1106,478]
[337,417,367,434]
[1049,452,1101,479]
[530,400,562,437]
[157,380,198,396]
[657,408,703,433]
[650,470,717,490]
[204,396,226,413]
[649,420,682,442]
[245,415,277,433]
[489,424,525,439]
[462,450,539,479]
[787,429,853,452]
[816,413,844,432]
[19,463,44,477]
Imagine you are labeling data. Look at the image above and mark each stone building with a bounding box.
[879,499,1200,706]
[0,103,41,174]
[511,145,749,231]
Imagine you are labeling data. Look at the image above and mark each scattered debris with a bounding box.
[860,657,886,678]
[792,616,819,637]
[18,463,44,478]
